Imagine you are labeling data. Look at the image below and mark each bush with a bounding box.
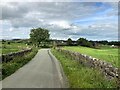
[7,42,11,45]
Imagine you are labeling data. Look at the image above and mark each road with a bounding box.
[2,49,68,88]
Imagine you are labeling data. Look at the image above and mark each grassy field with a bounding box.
[63,46,119,67]
[51,49,117,88]
[1,42,30,54]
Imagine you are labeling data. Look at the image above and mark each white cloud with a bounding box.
[11,36,21,39]
[49,21,71,29]
[1,2,118,41]
[9,28,13,32]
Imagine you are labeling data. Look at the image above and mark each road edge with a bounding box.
[48,49,69,88]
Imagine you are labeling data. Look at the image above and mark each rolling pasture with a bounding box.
[63,45,119,67]
[1,42,29,54]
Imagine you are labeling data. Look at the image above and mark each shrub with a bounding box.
[7,42,10,45]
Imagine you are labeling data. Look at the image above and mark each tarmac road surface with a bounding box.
[2,49,68,88]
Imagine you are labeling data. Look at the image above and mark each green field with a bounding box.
[52,49,117,88]
[1,42,30,54]
[63,46,119,67]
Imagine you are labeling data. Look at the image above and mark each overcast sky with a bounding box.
[1,1,118,41]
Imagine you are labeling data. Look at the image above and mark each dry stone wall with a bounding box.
[1,48,32,63]
[56,48,119,80]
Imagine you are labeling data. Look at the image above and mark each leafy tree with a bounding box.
[77,38,86,46]
[67,38,73,46]
[77,38,93,47]
[30,27,50,47]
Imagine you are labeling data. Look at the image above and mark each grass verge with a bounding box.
[51,49,117,88]
[2,47,38,80]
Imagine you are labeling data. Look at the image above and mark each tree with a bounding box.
[77,38,86,46]
[30,27,50,47]
[77,38,93,47]
[67,38,73,46]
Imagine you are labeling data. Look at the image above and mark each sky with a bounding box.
[0,1,119,41]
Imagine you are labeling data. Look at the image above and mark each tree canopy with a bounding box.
[67,38,73,46]
[30,27,50,47]
[77,38,93,47]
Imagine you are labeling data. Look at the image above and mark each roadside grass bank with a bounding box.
[51,49,117,88]
[2,47,38,80]
[63,46,118,67]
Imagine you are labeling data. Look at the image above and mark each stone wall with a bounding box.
[56,48,119,80]
[1,48,32,63]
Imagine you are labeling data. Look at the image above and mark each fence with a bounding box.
[1,48,32,63]
[56,48,119,80]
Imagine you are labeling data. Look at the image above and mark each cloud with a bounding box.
[49,21,71,29]
[2,2,110,20]
[1,2,29,20]
[1,2,118,41]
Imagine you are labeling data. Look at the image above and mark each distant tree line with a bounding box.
[2,27,120,48]
[67,38,95,48]
[90,40,120,46]
[66,38,120,48]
